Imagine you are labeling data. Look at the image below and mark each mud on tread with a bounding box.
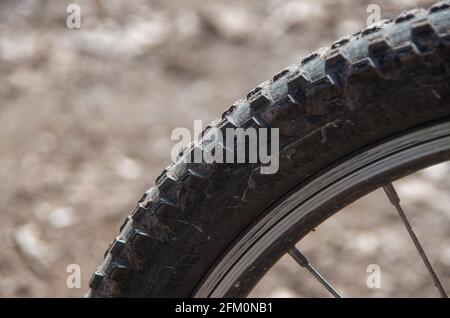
[88,1,450,297]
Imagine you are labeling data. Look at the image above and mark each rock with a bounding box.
[35,204,78,229]
[115,157,142,180]
[203,6,257,41]
[12,224,58,277]
[49,207,77,229]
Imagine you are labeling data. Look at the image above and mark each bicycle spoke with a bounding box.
[383,183,448,298]
[288,247,342,298]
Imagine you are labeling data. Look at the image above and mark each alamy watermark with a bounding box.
[366,264,382,289]
[66,4,81,29]
[171,120,279,174]
[366,4,382,26]
[66,264,81,289]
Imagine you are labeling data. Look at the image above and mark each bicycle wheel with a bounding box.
[88,1,450,297]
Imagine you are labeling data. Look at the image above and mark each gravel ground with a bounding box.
[0,0,447,297]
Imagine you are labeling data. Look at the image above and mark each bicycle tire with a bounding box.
[88,1,450,298]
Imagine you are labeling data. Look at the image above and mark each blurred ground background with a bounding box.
[0,0,448,297]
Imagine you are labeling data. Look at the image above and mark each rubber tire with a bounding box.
[88,1,450,298]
